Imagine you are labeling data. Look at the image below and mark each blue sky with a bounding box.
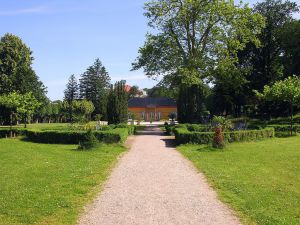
[0,0,299,100]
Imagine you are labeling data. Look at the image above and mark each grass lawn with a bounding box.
[178,136,300,225]
[0,138,125,225]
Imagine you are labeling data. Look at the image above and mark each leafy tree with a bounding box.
[128,85,142,99]
[0,33,47,124]
[177,83,209,123]
[146,85,178,98]
[0,33,47,100]
[107,81,128,124]
[248,0,299,91]
[0,92,41,130]
[256,76,300,135]
[132,0,264,86]
[280,20,300,77]
[79,58,111,119]
[62,100,94,123]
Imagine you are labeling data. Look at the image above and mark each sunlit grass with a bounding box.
[178,137,300,225]
[0,138,125,225]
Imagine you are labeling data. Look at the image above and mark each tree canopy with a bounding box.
[132,0,265,86]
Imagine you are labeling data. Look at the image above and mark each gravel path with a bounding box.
[78,126,242,225]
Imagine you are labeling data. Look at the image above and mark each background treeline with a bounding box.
[0,34,128,125]
[134,0,300,123]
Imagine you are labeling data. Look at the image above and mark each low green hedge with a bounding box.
[0,128,27,138]
[25,127,132,144]
[174,128,275,145]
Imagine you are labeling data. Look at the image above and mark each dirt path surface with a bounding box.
[78,126,242,225]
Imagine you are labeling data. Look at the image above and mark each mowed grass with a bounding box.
[178,137,300,225]
[0,138,125,225]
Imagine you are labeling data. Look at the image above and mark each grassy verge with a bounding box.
[0,138,125,225]
[178,137,300,225]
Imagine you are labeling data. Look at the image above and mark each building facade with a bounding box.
[128,98,177,121]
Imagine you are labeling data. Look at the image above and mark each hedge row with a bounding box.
[25,127,133,144]
[174,128,275,145]
[0,128,26,138]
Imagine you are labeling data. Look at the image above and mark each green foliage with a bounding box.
[107,80,128,124]
[256,76,300,135]
[24,126,133,144]
[62,100,95,123]
[78,130,99,150]
[0,127,26,138]
[133,0,264,86]
[212,116,232,131]
[0,33,47,103]
[79,58,110,119]
[174,127,275,145]
[256,76,300,105]
[0,92,41,127]
[177,83,209,123]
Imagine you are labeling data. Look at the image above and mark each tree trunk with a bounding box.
[290,104,294,136]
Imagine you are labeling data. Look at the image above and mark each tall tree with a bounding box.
[248,0,299,91]
[256,76,300,135]
[64,74,79,122]
[0,33,47,100]
[64,74,78,103]
[132,0,265,86]
[107,80,128,124]
[177,83,209,123]
[79,58,111,119]
[280,19,300,77]
[0,33,47,124]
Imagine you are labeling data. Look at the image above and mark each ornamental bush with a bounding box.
[25,127,132,144]
[174,127,275,145]
[78,130,99,150]
[0,128,27,138]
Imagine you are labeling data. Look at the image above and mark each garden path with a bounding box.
[78,126,241,225]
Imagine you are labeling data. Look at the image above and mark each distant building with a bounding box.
[128,97,177,121]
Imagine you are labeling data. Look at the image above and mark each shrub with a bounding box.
[25,130,86,144]
[78,130,99,150]
[25,127,132,144]
[174,127,275,145]
[0,128,26,138]
[212,127,225,149]
[212,116,232,131]
[267,124,300,137]
[94,128,129,143]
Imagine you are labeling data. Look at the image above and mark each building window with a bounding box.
[157,112,161,120]
[150,112,154,120]
[141,112,145,120]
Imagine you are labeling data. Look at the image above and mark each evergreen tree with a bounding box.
[177,84,209,123]
[64,74,78,103]
[79,58,110,119]
[107,80,128,124]
[63,74,78,122]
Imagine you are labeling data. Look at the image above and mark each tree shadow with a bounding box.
[160,137,176,148]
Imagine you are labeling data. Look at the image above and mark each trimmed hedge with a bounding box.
[25,127,132,144]
[174,128,275,145]
[0,128,26,138]
[267,124,300,137]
